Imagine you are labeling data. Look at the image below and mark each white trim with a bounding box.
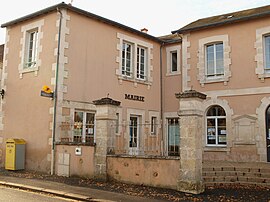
[116,33,153,87]
[149,111,160,136]
[256,97,270,162]
[202,98,233,150]
[126,108,145,155]
[163,112,179,156]
[19,19,44,78]
[166,45,181,76]
[255,26,270,81]
[181,33,191,91]
[204,86,270,99]
[197,34,231,86]
[0,28,10,131]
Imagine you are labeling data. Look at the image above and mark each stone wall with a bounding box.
[107,156,179,189]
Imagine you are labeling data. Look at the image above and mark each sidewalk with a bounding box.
[0,175,164,202]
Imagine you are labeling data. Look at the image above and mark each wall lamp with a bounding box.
[0,89,5,99]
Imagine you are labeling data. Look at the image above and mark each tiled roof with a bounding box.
[158,34,182,44]
[1,3,163,43]
[173,4,270,34]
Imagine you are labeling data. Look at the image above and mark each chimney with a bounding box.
[140,28,148,34]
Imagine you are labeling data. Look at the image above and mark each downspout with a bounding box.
[160,42,165,156]
[51,7,63,175]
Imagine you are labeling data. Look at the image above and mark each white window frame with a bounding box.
[206,106,227,147]
[166,45,181,76]
[197,35,231,86]
[136,46,147,80]
[205,42,224,79]
[73,110,95,144]
[25,29,39,69]
[255,26,270,81]
[129,115,140,149]
[167,117,180,156]
[264,35,270,74]
[19,19,44,78]
[150,116,157,135]
[116,33,153,86]
[127,108,145,155]
[122,41,133,77]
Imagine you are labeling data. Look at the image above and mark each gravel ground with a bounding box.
[0,169,270,202]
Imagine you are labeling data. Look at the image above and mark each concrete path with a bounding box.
[0,175,165,202]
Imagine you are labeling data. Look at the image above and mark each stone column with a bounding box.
[175,90,206,194]
[93,97,121,181]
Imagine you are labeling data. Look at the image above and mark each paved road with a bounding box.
[0,185,74,202]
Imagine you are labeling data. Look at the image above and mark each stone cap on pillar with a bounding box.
[175,90,207,100]
[93,97,121,106]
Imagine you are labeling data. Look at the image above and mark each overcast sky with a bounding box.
[0,0,269,44]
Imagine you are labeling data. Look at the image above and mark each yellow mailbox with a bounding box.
[5,138,26,170]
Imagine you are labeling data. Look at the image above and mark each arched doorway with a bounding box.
[265,106,270,162]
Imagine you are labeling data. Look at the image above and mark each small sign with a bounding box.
[41,91,54,98]
[125,94,145,102]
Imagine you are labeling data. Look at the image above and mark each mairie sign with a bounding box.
[125,94,145,102]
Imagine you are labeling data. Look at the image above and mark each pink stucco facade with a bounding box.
[0,2,270,191]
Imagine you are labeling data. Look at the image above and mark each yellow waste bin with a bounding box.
[5,138,26,170]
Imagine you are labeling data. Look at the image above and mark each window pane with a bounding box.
[85,113,95,143]
[137,47,146,80]
[129,117,138,147]
[206,43,224,77]
[168,118,180,156]
[206,106,226,146]
[218,118,226,145]
[265,36,270,70]
[74,112,83,142]
[207,118,216,145]
[122,42,132,77]
[171,52,178,72]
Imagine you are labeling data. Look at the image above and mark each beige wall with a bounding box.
[162,44,182,113]
[55,145,95,177]
[183,16,270,162]
[65,11,161,111]
[187,17,270,92]
[107,156,179,189]
[0,12,59,171]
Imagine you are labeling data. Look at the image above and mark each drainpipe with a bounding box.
[51,7,63,175]
[160,42,165,156]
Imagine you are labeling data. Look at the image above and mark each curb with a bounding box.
[0,180,114,202]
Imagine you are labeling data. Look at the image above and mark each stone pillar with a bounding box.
[175,90,206,194]
[93,97,121,181]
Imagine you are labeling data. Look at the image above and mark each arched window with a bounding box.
[206,105,226,146]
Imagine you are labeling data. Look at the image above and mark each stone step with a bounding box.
[202,161,270,187]
[203,175,270,184]
[203,171,270,178]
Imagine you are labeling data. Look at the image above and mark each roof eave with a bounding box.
[173,10,270,34]
[1,2,163,44]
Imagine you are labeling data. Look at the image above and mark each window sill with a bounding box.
[118,75,152,86]
[259,73,270,82]
[19,66,39,78]
[56,141,96,146]
[201,76,228,86]
[204,146,229,152]
[166,71,181,77]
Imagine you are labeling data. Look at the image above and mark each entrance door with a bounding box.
[129,116,139,155]
[266,106,270,162]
